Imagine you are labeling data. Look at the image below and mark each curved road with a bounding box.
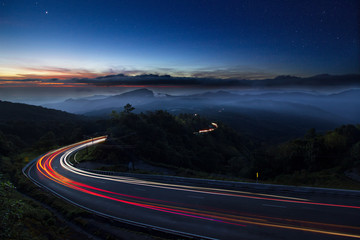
[23,137,360,239]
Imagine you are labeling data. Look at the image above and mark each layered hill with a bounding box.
[0,100,80,122]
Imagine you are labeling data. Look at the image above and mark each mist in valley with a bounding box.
[40,87,360,142]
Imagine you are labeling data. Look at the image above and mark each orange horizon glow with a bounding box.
[0,81,89,88]
[0,81,187,88]
[0,66,110,80]
[0,73,105,80]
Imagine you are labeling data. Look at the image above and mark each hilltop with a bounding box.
[0,100,80,122]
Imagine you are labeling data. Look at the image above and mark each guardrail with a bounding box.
[22,139,360,240]
[22,155,43,177]
[22,142,217,240]
[79,168,360,198]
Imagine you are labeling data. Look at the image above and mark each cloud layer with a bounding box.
[1,71,359,89]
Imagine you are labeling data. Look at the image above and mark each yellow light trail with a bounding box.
[33,136,360,239]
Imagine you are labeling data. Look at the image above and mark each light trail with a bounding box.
[32,137,360,239]
[60,147,311,202]
[195,122,219,134]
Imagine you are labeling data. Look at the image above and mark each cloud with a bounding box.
[0,66,118,80]
[190,69,277,80]
[0,65,359,89]
[65,73,360,89]
[17,66,106,79]
[150,66,278,80]
[1,64,277,81]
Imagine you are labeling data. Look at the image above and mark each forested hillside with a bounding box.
[82,107,255,176]
[78,105,360,188]
[258,125,360,186]
[0,100,102,152]
[0,100,77,121]
[0,101,99,240]
[0,100,360,239]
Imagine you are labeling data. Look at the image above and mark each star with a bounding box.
[45,10,48,15]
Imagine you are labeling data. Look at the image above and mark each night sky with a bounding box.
[1,0,359,82]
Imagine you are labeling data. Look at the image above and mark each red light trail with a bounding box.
[33,137,360,239]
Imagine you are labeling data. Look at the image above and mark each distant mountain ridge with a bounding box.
[0,100,79,122]
[43,88,156,114]
[189,90,239,98]
[4,73,358,89]
[41,88,360,142]
[76,73,360,88]
[3,87,360,143]
[43,88,360,118]
[108,88,154,99]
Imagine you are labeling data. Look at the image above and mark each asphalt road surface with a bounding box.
[24,137,360,240]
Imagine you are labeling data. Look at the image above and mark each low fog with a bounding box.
[42,88,360,141]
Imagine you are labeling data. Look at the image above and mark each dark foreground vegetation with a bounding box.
[0,101,90,239]
[81,105,360,189]
[0,101,167,240]
[84,106,255,175]
[258,125,360,187]
[1,100,359,239]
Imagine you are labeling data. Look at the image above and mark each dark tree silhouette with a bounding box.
[123,103,135,113]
